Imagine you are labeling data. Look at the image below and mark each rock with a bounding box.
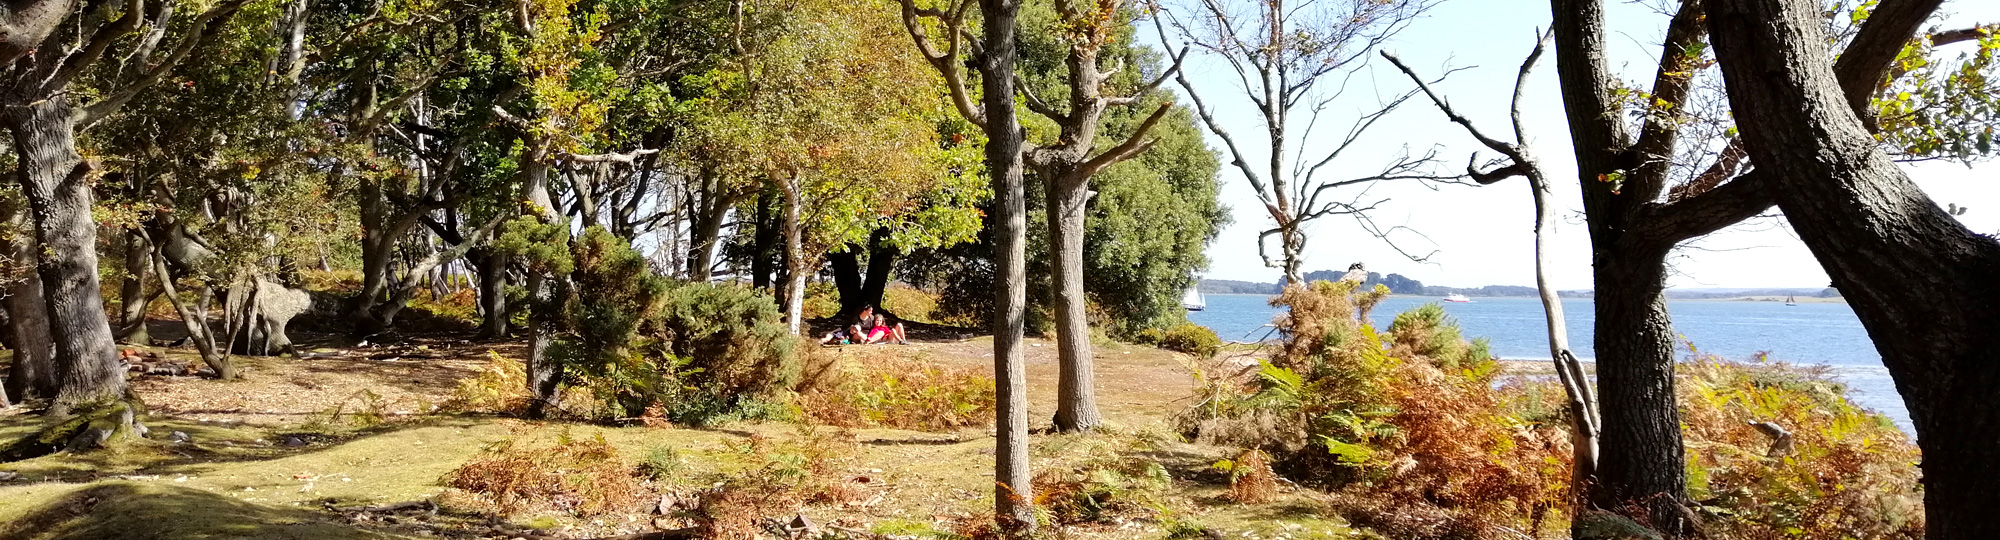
[169,431,192,444]
[785,514,816,534]
[132,423,150,438]
[0,471,20,481]
[284,436,308,447]
[65,428,113,453]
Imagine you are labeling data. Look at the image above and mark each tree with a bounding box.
[1705,0,2000,537]
[1159,0,1453,286]
[1383,32,1604,525]
[900,0,1186,433]
[1,0,248,413]
[0,188,53,402]
[688,0,983,335]
[890,0,1038,529]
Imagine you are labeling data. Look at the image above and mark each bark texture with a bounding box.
[1045,166,1098,431]
[980,0,1035,529]
[2,197,56,401]
[1707,1,2000,538]
[115,230,152,345]
[2,98,128,411]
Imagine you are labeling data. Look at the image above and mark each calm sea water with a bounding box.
[1187,294,1909,431]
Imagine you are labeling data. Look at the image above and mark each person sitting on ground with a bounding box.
[860,312,909,345]
[819,306,876,345]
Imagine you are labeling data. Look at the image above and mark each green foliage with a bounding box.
[1677,357,1924,539]
[1156,323,1221,359]
[636,444,683,482]
[1875,28,2000,161]
[1387,302,1496,371]
[909,2,1223,336]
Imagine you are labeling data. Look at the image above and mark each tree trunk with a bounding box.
[980,0,1034,530]
[2,98,127,412]
[685,177,732,281]
[780,181,806,335]
[474,248,510,339]
[147,243,232,379]
[859,234,895,310]
[751,191,777,289]
[831,228,896,316]
[1708,1,2000,537]
[1524,170,1600,492]
[1590,243,1687,534]
[1,197,56,401]
[829,247,862,310]
[1047,170,1098,432]
[524,272,560,418]
[115,230,151,344]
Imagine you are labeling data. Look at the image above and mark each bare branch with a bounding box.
[556,148,660,164]
[1106,43,1190,106]
[1381,50,1515,154]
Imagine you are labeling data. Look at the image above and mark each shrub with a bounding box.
[650,281,800,423]
[802,281,839,320]
[880,284,939,323]
[1131,327,1165,346]
[1157,323,1221,358]
[529,227,800,425]
[406,288,480,330]
[1677,357,1923,539]
[442,430,649,517]
[694,427,862,538]
[1177,280,1571,539]
[799,350,995,431]
[447,350,532,415]
[1030,434,1175,526]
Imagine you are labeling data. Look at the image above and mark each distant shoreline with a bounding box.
[1198,292,1846,303]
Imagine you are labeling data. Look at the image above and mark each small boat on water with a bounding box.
[1443,294,1471,303]
[1183,288,1206,311]
[1785,295,1798,306]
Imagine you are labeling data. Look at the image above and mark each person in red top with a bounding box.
[859,313,908,345]
[819,306,875,345]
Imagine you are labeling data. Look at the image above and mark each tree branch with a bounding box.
[75,0,249,130]
[1075,102,1172,179]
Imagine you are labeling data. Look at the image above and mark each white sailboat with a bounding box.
[1182,288,1206,311]
[1443,294,1471,303]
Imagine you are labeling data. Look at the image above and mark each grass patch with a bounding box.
[0,481,408,540]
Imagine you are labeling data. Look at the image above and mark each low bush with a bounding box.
[880,284,939,323]
[692,427,863,538]
[1678,357,1922,539]
[519,227,800,425]
[441,430,649,517]
[447,350,532,415]
[404,286,482,330]
[802,281,840,320]
[1030,434,1176,526]
[1177,280,1569,539]
[1157,323,1221,359]
[1131,327,1165,346]
[799,350,995,431]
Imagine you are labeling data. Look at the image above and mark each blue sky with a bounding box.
[1152,0,2000,289]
